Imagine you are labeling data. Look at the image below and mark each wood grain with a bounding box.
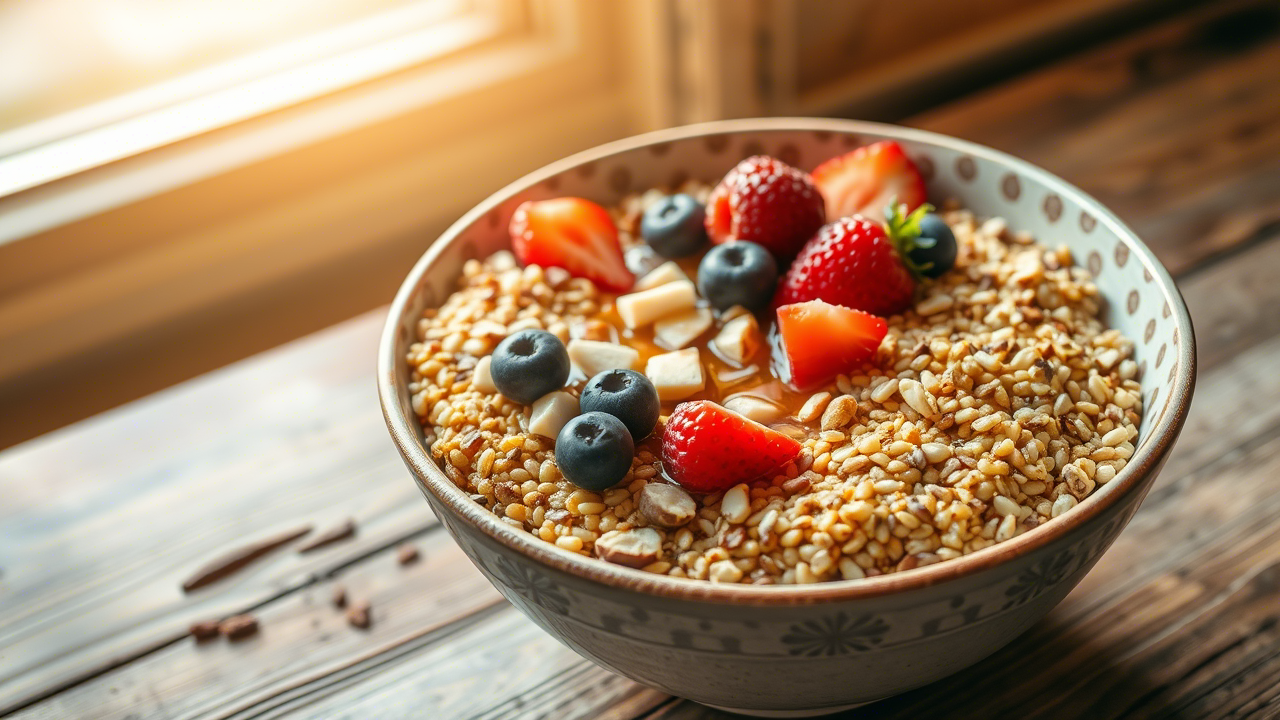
[0,316,438,714]
[911,0,1280,276]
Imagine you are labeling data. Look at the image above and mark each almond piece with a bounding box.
[724,395,785,424]
[567,339,640,377]
[638,483,697,528]
[616,281,697,328]
[472,355,497,393]
[529,391,580,439]
[595,528,663,568]
[645,348,704,401]
[711,313,762,365]
[634,261,690,290]
[655,308,714,349]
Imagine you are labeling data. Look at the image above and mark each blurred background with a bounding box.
[0,0,1222,448]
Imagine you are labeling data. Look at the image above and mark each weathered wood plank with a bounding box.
[911,0,1280,276]
[6,527,504,720]
[0,314,437,714]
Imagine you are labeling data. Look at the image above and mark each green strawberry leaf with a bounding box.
[883,197,937,281]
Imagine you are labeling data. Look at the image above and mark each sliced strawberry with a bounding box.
[811,141,926,224]
[776,300,887,389]
[704,156,826,260]
[509,198,634,292]
[661,400,801,493]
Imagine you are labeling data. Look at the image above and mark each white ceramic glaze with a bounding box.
[378,119,1196,715]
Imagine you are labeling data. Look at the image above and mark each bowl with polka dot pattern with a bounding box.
[378,118,1196,716]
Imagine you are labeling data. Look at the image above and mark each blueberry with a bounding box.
[555,412,635,491]
[490,329,570,405]
[908,213,957,278]
[697,241,778,311]
[641,194,707,258]
[580,369,660,440]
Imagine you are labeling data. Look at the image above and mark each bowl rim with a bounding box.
[378,117,1197,606]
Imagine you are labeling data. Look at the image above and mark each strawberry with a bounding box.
[772,213,916,316]
[811,141,926,224]
[776,300,887,388]
[704,155,826,260]
[509,197,634,292]
[661,400,801,493]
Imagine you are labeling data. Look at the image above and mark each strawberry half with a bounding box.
[509,197,634,292]
[661,400,802,493]
[773,215,916,317]
[811,141,926,224]
[704,155,826,260]
[776,300,887,389]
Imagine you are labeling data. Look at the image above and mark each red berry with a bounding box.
[773,216,915,316]
[509,198,634,292]
[811,141,926,224]
[776,300,887,389]
[660,400,801,493]
[704,156,826,260]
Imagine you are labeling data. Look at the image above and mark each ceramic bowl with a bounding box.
[378,118,1196,716]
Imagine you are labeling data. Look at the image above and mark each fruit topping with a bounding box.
[567,338,640,377]
[696,241,778,312]
[660,400,802,493]
[580,369,661,440]
[555,412,635,491]
[904,210,958,278]
[633,260,690,290]
[640,193,708,258]
[616,280,697,328]
[704,156,826,260]
[529,390,580,439]
[654,307,714,349]
[711,312,762,366]
[645,347,705,402]
[773,214,916,317]
[509,197,634,291]
[490,329,571,405]
[811,140,926,224]
[776,300,887,389]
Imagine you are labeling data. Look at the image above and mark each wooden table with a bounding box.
[4,2,1279,717]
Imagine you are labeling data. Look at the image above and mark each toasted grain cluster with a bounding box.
[407,192,1143,585]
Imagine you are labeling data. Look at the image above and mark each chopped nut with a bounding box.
[796,392,832,423]
[709,559,744,583]
[616,280,697,328]
[655,307,714,349]
[820,395,858,430]
[638,483,697,528]
[567,339,639,377]
[471,355,497,393]
[528,390,579,439]
[634,261,690,290]
[645,348,704,401]
[711,313,762,365]
[720,484,751,524]
[724,395,786,424]
[595,528,663,568]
